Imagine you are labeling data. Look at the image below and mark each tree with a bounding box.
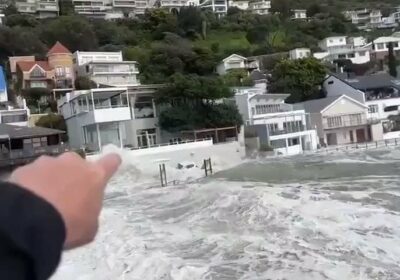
[270,0,291,19]
[269,58,327,103]
[39,16,98,52]
[75,76,96,90]
[36,113,68,141]
[59,0,75,15]
[222,69,254,87]
[388,42,398,78]
[3,3,18,16]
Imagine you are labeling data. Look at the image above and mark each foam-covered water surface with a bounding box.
[53,148,400,280]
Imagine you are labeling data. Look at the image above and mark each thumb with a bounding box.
[95,153,122,184]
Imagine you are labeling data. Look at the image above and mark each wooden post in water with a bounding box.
[159,163,167,187]
[204,158,213,177]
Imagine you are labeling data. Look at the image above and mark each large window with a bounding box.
[30,81,47,88]
[283,120,303,133]
[384,105,398,112]
[327,116,342,128]
[1,113,28,123]
[267,123,278,133]
[30,66,45,78]
[368,105,378,113]
[349,114,362,125]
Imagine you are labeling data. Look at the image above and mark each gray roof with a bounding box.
[296,96,343,113]
[0,124,64,139]
[341,73,400,91]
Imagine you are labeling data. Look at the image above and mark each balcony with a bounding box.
[37,1,59,11]
[323,114,368,129]
[113,0,136,7]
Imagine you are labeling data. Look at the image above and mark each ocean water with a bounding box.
[53,148,400,280]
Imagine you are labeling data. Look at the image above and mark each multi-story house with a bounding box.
[47,42,75,92]
[323,73,400,139]
[12,42,74,92]
[15,0,59,18]
[296,95,379,146]
[216,54,259,75]
[73,51,140,87]
[344,9,382,30]
[289,48,311,60]
[0,66,30,127]
[248,0,270,15]
[234,87,318,155]
[369,36,400,60]
[58,85,160,151]
[314,36,370,65]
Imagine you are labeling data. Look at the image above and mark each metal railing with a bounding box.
[313,138,400,155]
[322,117,368,129]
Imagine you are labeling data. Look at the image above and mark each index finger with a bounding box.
[95,153,122,183]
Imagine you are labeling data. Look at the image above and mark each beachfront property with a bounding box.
[15,0,59,18]
[216,54,259,75]
[289,48,311,60]
[314,36,371,65]
[234,87,318,155]
[58,85,160,151]
[296,95,380,146]
[0,66,30,127]
[10,42,74,92]
[323,73,400,139]
[73,51,140,87]
[0,124,67,167]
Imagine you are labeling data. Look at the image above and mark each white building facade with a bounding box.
[292,9,307,20]
[216,54,258,75]
[234,88,318,156]
[344,9,382,30]
[289,48,311,60]
[15,0,59,18]
[248,0,270,15]
[58,86,160,151]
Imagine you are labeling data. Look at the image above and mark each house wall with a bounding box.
[309,112,324,140]
[92,74,138,86]
[48,53,75,86]
[319,37,347,50]
[65,117,84,149]
[234,94,250,123]
[73,51,123,67]
[323,97,366,116]
[323,76,365,103]
[323,125,369,145]
[20,67,54,90]
[366,98,400,121]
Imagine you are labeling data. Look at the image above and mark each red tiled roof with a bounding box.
[47,41,71,55]
[17,61,52,72]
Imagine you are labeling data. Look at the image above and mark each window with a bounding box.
[1,113,28,123]
[347,53,355,58]
[288,137,299,146]
[394,43,399,48]
[55,67,64,77]
[30,66,45,78]
[358,51,366,56]
[30,81,47,88]
[329,39,334,43]
[327,116,342,128]
[377,43,385,50]
[368,105,378,113]
[384,105,398,112]
[255,104,281,114]
[339,38,344,42]
[328,81,334,85]
[349,114,362,125]
[267,123,278,133]
[338,54,346,59]
[283,120,303,133]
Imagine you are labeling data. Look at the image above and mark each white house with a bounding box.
[73,51,140,87]
[296,95,379,146]
[234,87,318,155]
[370,37,400,60]
[289,48,311,60]
[344,9,382,30]
[0,66,30,127]
[228,0,249,10]
[216,54,259,75]
[248,0,270,15]
[322,73,400,140]
[15,0,59,18]
[314,36,371,64]
[291,9,307,20]
[58,86,160,151]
